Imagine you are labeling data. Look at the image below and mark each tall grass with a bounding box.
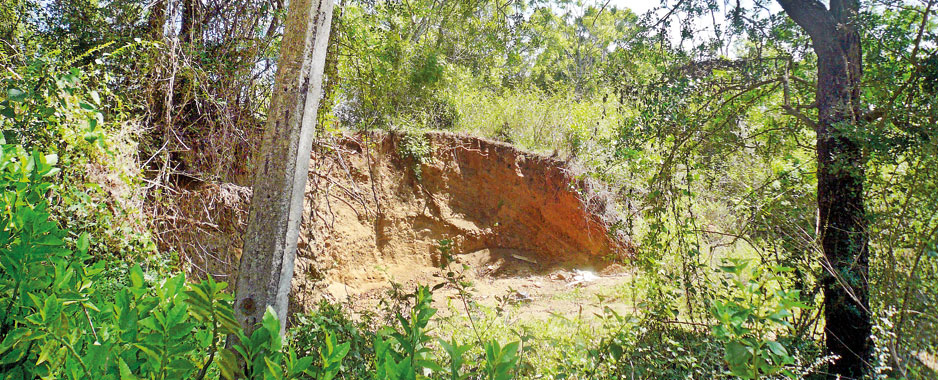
[448,85,624,158]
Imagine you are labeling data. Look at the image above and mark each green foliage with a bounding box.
[1,50,158,263]
[220,307,348,380]
[288,286,528,380]
[0,143,82,377]
[710,259,810,379]
[0,142,347,379]
[333,0,512,130]
[1,59,106,151]
[332,0,639,132]
[396,131,432,180]
[525,3,639,97]
[483,340,521,380]
[290,300,376,379]
[448,85,624,157]
[437,337,471,380]
[386,286,436,371]
[372,285,452,379]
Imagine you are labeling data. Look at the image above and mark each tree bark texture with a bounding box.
[147,0,167,39]
[776,1,872,378]
[180,0,203,44]
[233,0,334,336]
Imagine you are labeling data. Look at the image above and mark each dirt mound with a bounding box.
[291,131,631,310]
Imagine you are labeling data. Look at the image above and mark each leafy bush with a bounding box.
[396,131,432,180]
[710,259,815,379]
[289,285,529,380]
[290,300,376,379]
[1,57,107,150]
[448,86,623,159]
[0,140,345,379]
[2,52,156,262]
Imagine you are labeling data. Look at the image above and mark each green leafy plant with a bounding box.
[385,285,440,376]
[290,299,376,379]
[1,60,107,151]
[221,306,348,380]
[0,141,225,380]
[365,284,524,380]
[397,131,432,180]
[0,140,349,380]
[483,340,521,380]
[710,259,810,379]
[0,142,90,378]
[437,336,471,380]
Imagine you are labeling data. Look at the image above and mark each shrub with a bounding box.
[290,300,376,379]
[396,131,432,180]
[710,259,816,379]
[0,141,342,379]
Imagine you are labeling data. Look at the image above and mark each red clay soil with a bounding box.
[291,131,630,311]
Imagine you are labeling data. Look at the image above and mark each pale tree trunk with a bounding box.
[776,1,872,378]
[233,0,334,336]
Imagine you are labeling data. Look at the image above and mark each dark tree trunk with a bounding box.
[180,0,203,44]
[776,1,871,378]
[147,0,167,39]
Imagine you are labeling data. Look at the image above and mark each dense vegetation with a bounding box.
[1,0,936,379]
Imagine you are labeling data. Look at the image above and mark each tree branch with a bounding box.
[863,0,935,123]
[782,105,820,130]
[775,0,838,48]
[782,72,820,130]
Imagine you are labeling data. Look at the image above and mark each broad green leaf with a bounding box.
[766,341,788,357]
[7,88,27,102]
[77,233,90,253]
[261,306,281,340]
[218,349,240,380]
[35,339,57,365]
[119,358,137,380]
[129,265,145,289]
[0,101,14,119]
[725,341,751,365]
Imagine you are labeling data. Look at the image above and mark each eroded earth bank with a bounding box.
[159,132,634,318]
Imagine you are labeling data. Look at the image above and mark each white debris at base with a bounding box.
[507,289,534,304]
[566,269,599,287]
[510,254,538,265]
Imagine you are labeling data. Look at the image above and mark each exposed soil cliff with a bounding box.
[291,132,630,310]
[155,131,631,314]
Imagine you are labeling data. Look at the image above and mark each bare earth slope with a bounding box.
[292,131,630,312]
[155,131,631,316]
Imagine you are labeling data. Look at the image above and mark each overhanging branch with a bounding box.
[776,0,838,48]
[782,72,820,130]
